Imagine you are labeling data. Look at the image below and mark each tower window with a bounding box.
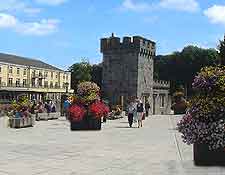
[160,94,165,107]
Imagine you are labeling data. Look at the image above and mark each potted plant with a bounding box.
[177,66,225,166]
[8,96,35,128]
[68,81,109,130]
[171,90,188,114]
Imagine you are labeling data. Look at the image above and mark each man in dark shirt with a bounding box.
[145,100,150,117]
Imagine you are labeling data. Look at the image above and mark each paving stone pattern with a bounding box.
[0,115,225,175]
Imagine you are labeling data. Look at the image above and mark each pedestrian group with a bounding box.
[127,98,150,128]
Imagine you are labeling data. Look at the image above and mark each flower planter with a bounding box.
[88,116,101,130]
[48,112,60,120]
[9,116,35,128]
[193,143,225,166]
[70,115,101,131]
[36,112,60,121]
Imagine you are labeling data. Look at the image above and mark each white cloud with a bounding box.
[0,0,25,11]
[0,13,60,36]
[0,0,41,15]
[159,0,200,12]
[120,0,199,13]
[35,0,68,6]
[0,13,17,28]
[121,0,152,12]
[17,19,60,36]
[204,5,225,26]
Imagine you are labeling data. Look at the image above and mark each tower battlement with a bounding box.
[100,34,156,55]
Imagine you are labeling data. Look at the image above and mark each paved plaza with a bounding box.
[0,115,225,175]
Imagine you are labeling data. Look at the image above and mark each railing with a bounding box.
[0,82,65,89]
[31,73,44,79]
[153,80,170,88]
[5,83,30,88]
[0,83,65,89]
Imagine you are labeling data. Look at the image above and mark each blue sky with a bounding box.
[0,0,225,70]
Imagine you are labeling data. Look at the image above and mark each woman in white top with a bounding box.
[136,100,144,128]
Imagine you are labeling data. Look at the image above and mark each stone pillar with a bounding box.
[120,95,124,111]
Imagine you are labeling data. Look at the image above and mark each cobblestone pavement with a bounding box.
[0,115,225,175]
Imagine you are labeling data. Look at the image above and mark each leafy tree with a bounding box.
[218,35,225,65]
[91,63,102,88]
[69,60,92,90]
[154,45,219,96]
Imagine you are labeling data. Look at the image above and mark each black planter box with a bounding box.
[194,143,225,166]
[70,115,101,131]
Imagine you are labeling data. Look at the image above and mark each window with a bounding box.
[32,70,36,77]
[31,78,35,87]
[63,74,65,79]
[23,69,27,76]
[66,75,68,80]
[50,81,53,88]
[16,79,20,87]
[55,82,58,88]
[44,72,48,78]
[8,78,13,86]
[44,81,48,88]
[17,68,20,75]
[160,94,165,107]
[51,72,53,79]
[9,67,13,74]
[0,77,2,85]
[23,79,27,87]
[38,79,42,87]
[0,66,1,73]
[56,73,58,79]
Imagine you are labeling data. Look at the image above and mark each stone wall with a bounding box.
[153,89,171,115]
[101,34,171,114]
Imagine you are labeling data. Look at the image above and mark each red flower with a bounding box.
[89,101,109,118]
[69,104,86,121]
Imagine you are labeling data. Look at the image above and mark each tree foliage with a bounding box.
[218,36,225,65]
[69,60,92,90]
[69,60,102,91]
[154,45,219,95]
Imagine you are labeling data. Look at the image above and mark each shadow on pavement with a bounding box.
[115,126,138,129]
[120,121,128,123]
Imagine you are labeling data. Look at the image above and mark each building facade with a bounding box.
[153,80,171,115]
[101,34,171,115]
[0,53,72,103]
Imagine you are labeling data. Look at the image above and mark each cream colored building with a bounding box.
[0,53,73,102]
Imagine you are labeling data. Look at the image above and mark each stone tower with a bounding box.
[101,34,156,111]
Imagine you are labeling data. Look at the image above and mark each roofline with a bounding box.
[0,53,65,72]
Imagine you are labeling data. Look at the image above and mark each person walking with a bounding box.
[31,101,36,114]
[136,99,144,128]
[45,101,51,114]
[145,100,150,117]
[127,101,135,127]
[51,101,56,113]
[63,98,70,120]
